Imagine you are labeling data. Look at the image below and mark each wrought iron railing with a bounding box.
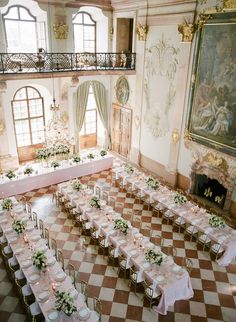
[0,52,136,74]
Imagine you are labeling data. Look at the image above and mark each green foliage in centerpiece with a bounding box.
[54,291,77,316]
[12,219,26,234]
[51,161,60,169]
[35,147,51,160]
[87,153,95,160]
[24,166,33,176]
[71,179,84,191]
[114,218,129,235]
[145,176,160,190]
[209,215,225,228]
[72,154,81,163]
[145,249,165,265]
[89,196,100,209]
[100,149,107,157]
[32,250,47,270]
[124,163,134,174]
[1,198,13,210]
[52,144,70,155]
[5,170,16,180]
[173,192,187,205]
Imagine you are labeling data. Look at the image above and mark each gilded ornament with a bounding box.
[202,152,229,172]
[0,121,5,135]
[178,22,196,42]
[53,23,69,39]
[184,128,193,141]
[171,129,180,144]
[136,23,148,41]
[223,0,236,10]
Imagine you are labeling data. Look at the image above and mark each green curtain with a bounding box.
[91,81,112,149]
[73,81,90,151]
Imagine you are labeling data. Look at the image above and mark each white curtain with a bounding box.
[91,81,112,149]
[73,81,90,151]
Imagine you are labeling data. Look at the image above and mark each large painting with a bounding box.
[187,12,236,156]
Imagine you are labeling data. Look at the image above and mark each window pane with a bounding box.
[73,13,82,24]
[74,25,84,52]
[27,87,40,99]
[32,130,45,144]
[31,117,44,131]
[16,133,31,147]
[4,7,19,19]
[15,119,30,134]
[83,13,94,25]
[80,123,85,135]
[19,21,37,52]
[29,100,43,117]
[14,87,27,100]
[19,7,35,21]
[13,101,28,119]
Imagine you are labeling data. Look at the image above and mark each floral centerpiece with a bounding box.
[24,166,33,176]
[12,219,26,234]
[32,250,47,270]
[1,198,13,210]
[209,215,225,228]
[51,161,60,169]
[124,163,134,174]
[52,144,70,156]
[72,154,81,163]
[89,196,100,209]
[5,170,16,180]
[100,149,107,157]
[145,249,165,265]
[114,218,129,235]
[87,153,95,160]
[145,176,160,190]
[173,192,187,205]
[35,147,51,160]
[54,291,77,317]
[71,179,83,191]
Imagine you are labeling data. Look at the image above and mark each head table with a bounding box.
[58,182,194,315]
[0,197,99,322]
[0,154,113,198]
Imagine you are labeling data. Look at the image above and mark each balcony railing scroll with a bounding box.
[0,52,136,74]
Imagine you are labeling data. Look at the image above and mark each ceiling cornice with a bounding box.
[36,0,113,11]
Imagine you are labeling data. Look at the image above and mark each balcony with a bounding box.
[0,52,136,76]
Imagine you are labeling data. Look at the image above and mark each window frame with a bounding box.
[72,11,96,53]
[80,84,97,136]
[11,86,45,148]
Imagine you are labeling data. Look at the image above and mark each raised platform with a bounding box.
[0,155,113,198]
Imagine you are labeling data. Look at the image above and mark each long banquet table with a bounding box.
[0,197,98,322]
[0,155,113,198]
[58,182,194,315]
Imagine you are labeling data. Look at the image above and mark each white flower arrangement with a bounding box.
[114,218,129,235]
[5,170,16,180]
[100,149,107,157]
[52,144,70,155]
[145,248,165,265]
[12,219,26,234]
[71,179,83,191]
[32,250,47,270]
[24,166,33,176]
[1,198,13,210]
[124,163,134,174]
[145,176,160,190]
[51,161,60,169]
[89,196,100,209]
[173,192,187,205]
[209,215,225,228]
[35,147,51,160]
[87,153,95,160]
[54,291,77,316]
[72,154,81,163]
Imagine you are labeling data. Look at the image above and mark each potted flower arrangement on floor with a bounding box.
[114,218,130,235]
[32,250,47,271]
[12,219,26,234]
[5,170,16,180]
[54,291,77,317]
[173,192,187,205]
[145,248,165,265]
[89,196,101,209]
[1,198,13,210]
[209,215,225,228]
[24,166,34,176]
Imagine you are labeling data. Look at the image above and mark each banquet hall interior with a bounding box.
[0,0,236,321]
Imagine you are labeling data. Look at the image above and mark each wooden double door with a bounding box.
[112,104,132,158]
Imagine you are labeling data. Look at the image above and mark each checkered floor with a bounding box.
[1,168,236,322]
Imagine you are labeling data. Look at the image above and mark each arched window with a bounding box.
[3,5,46,53]
[72,12,96,53]
[12,86,45,148]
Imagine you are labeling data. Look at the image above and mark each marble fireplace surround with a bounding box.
[189,153,235,212]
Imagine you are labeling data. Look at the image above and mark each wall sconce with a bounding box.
[53,23,69,39]
[178,22,196,43]
[172,129,180,144]
[109,26,114,40]
[0,121,5,135]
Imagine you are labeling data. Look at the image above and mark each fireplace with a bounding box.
[193,174,227,209]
